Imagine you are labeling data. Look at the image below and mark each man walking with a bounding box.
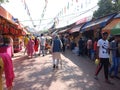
[39,34,46,56]
[94,32,113,84]
[52,35,63,69]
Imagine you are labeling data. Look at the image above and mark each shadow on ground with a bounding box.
[11,50,120,90]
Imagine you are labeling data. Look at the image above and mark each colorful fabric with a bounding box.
[24,37,29,46]
[0,53,14,88]
[27,39,35,56]
[0,45,12,57]
[34,39,39,52]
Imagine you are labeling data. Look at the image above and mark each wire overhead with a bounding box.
[37,0,48,30]
[22,0,35,27]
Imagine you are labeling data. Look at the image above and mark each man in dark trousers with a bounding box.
[94,32,113,84]
[78,38,84,56]
[61,35,65,52]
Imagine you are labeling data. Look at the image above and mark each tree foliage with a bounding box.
[0,0,9,3]
[93,0,120,19]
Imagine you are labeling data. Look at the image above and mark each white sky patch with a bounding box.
[1,0,99,32]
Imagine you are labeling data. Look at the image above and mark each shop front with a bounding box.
[0,6,27,53]
[80,13,116,39]
[102,13,120,36]
[68,24,84,45]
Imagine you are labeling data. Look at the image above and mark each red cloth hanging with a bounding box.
[4,25,9,34]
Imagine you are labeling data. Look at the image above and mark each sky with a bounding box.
[1,0,99,32]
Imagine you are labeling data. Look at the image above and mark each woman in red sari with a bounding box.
[34,37,39,55]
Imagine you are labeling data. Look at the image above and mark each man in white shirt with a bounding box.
[94,32,113,84]
[39,34,46,56]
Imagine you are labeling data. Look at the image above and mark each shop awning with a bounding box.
[22,28,30,35]
[102,18,120,33]
[68,24,83,33]
[102,13,120,35]
[111,22,120,35]
[58,29,68,33]
[114,13,120,18]
[81,14,116,32]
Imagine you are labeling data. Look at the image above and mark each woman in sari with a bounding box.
[34,37,39,55]
[0,53,15,90]
[27,37,35,58]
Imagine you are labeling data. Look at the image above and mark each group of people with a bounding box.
[77,32,120,84]
[0,32,119,89]
[24,33,64,70]
[93,32,120,84]
[24,34,49,58]
[78,36,98,60]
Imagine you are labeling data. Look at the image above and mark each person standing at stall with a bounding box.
[93,38,98,60]
[78,38,84,56]
[61,35,66,52]
[109,35,120,79]
[87,37,93,59]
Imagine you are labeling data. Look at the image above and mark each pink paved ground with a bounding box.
[4,50,120,90]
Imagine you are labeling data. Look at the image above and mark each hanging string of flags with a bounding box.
[50,0,92,28]
[37,0,48,29]
[47,0,84,29]
[57,0,89,17]
[45,0,93,30]
[21,0,35,27]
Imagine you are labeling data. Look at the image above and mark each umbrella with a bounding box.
[111,22,120,35]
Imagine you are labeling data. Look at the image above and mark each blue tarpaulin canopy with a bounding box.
[114,13,120,18]
[80,14,116,33]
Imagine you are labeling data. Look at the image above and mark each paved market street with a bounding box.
[6,50,120,90]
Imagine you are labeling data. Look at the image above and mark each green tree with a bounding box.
[0,0,9,3]
[93,0,120,19]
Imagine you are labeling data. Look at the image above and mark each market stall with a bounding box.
[0,13,26,53]
[80,13,116,39]
[102,13,120,35]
